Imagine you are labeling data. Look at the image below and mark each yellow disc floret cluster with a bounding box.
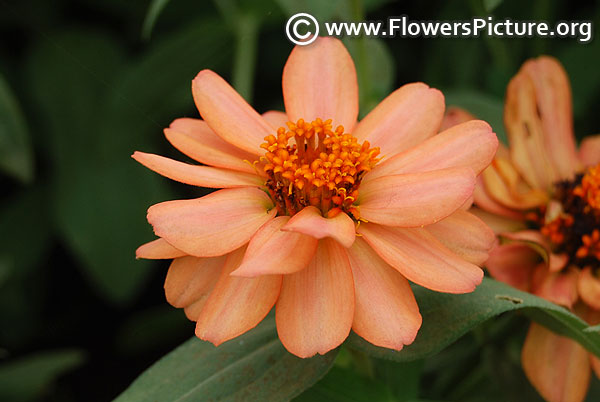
[261,118,380,218]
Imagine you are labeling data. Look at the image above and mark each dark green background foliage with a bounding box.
[0,0,599,401]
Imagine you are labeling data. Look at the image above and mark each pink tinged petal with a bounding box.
[148,187,277,257]
[192,70,275,155]
[165,118,258,174]
[522,323,590,402]
[261,110,289,128]
[439,106,476,131]
[532,266,579,308]
[485,244,540,292]
[231,216,317,277]
[358,167,476,227]
[579,134,600,167]
[164,255,225,309]
[282,37,358,131]
[521,57,581,180]
[195,247,282,346]
[276,238,355,358]
[368,120,498,180]
[353,83,444,157]
[501,230,569,272]
[347,237,422,350]
[132,152,263,188]
[136,238,186,259]
[578,267,600,310]
[282,206,356,248]
[426,210,496,265]
[358,223,483,294]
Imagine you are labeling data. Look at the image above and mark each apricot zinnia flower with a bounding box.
[134,37,497,358]
[466,56,600,402]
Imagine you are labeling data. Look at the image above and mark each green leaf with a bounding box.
[443,89,507,145]
[0,73,33,183]
[115,316,337,402]
[483,0,504,13]
[0,349,85,402]
[347,277,600,361]
[294,366,396,402]
[141,0,171,40]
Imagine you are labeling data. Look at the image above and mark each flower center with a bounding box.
[528,163,600,268]
[260,118,380,218]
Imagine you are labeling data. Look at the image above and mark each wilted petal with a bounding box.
[165,118,258,174]
[196,247,282,346]
[347,237,421,350]
[164,255,225,309]
[231,216,317,277]
[353,83,444,157]
[579,134,600,167]
[276,238,354,358]
[359,167,475,227]
[485,244,539,292]
[368,120,497,179]
[282,206,356,248]
[521,57,580,180]
[426,210,495,265]
[192,70,275,155]
[148,187,276,257]
[136,238,186,259]
[132,152,263,188]
[358,223,483,294]
[283,37,358,131]
[522,323,590,402]
[501,230,569,272]
[578,267,600,310]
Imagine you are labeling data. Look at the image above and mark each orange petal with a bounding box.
[136,238,186,259]
[282,37,358,131]
[469,206,526,234]
[165,118,258,174]
[426,210,495,265]
[358,223,483,294]
[148,187,276,257]
[282,206,356,248]
[473,176,526,220]
[347,237,421,350]
[132,152,263,188]
[261,110,289,128]
[501,230,569,272]
[521,57,580,180]
[358,167,475,227]
[164,255,225,309]
[231,216,317,277]
[368,120,497,179]
[353,82,444,158]
[532,266,579,308]
[485,244,540,292]
[276,238,354,358]
[195,247,282,346]
[579,134,600,167]
[522,323,590,402]
[192,70,274,155]
[578,267,600,310]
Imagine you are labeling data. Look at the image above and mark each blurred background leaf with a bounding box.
[0,74,33,183]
